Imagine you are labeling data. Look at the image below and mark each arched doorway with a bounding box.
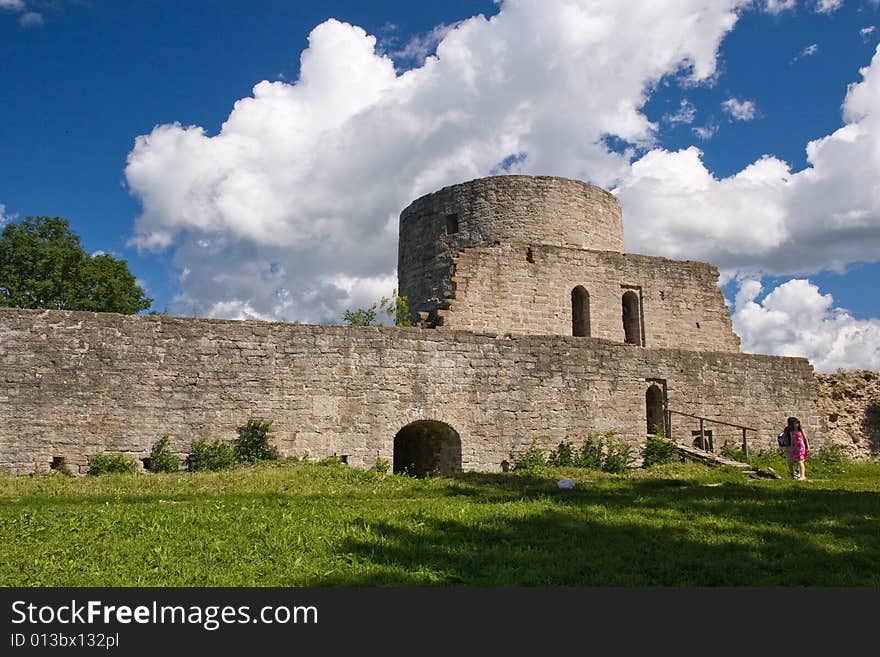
[622,291,641,345]
[393,420,462,477]
[646,385,664,435]
[571,286,590,337]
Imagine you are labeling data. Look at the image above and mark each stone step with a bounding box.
[675,443,751,469]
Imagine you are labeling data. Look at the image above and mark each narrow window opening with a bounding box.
[526,247,534,263]
[445,214,459,235]
[571,286,590,337]
[695,321,701,328]
[622,290,642,345]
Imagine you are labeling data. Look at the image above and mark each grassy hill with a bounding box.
[1,458,878,586]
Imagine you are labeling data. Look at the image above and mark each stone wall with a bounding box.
[398,175,623,321]
[443,242,741,351]
[816,370,880,460]
[0,308,821,475]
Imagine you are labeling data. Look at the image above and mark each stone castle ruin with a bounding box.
[0,175,824,475]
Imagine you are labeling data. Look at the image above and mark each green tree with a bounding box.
[0,216,152,313]
[379,288,411,327]
[343,289,411,327]
[343,305,378,326]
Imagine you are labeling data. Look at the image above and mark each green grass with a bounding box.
[1,458,879,586]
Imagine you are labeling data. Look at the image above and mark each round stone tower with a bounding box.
[398,175,623,324]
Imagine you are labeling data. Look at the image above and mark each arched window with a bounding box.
[571,286,590,337]
[622,291,641,345]
[646,385,664,435]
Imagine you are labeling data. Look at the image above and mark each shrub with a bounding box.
[373,456,390,474]
[186,439,236,472]
[578,432,606,470]
[548,441,576,467]
[234,418,279,464]
[602,434,633,474]
[810,444,848,474]
[148,434,181,473]
[747,448,787,471]
[510,440,546,470]
[317,455,344,466]
[720,439,747,463]
[88,453,137,476]
[642,433,679,468]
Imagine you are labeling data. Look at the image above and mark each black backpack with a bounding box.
[777,428,791,448]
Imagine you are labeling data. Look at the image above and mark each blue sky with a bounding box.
[1,0,879,371]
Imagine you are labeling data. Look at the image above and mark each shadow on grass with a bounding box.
[312,471,880,587]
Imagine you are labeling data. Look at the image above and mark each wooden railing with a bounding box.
[665,409,757,458]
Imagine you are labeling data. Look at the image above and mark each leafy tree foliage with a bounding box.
[343,289,411,327]
[0,216,152,313]
[343,305,378,326]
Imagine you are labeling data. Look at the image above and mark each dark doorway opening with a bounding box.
[571,286,590,337]
[646,385,665,435]
[623,290,641,345]
[393,420,462,477]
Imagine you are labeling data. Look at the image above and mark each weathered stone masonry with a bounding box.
[0,174,825,475]
[1,309,820,475]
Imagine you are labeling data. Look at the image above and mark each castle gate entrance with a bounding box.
[393,420,462,477]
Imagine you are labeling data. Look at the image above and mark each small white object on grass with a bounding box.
[557,479,575,489]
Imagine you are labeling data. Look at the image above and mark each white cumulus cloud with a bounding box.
[814,0,844,13]
[615,44,880,277]
[0,0,25,11]
[663,99,697,125]
[124,0,880,370]
[762,0,797,13]
[386,22,461,68]
[721,97,757,120]
[732,278,880,372]
[126,0,749,324]
[692,123,719,140]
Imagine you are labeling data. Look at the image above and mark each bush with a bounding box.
[234,419,279,464]
[578,433,606,470]
[373,457,390,474]
[548,441,576,467]
[746,448,788,471]
[510,433,633,473]
[810,444,848,474]
[510,440,546,470]
[186,439,236,472]
[88,453,137,476]
[148,434,181,473]
[602,434,633,474]
[720,439,748,463]
[642,432,679,468]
